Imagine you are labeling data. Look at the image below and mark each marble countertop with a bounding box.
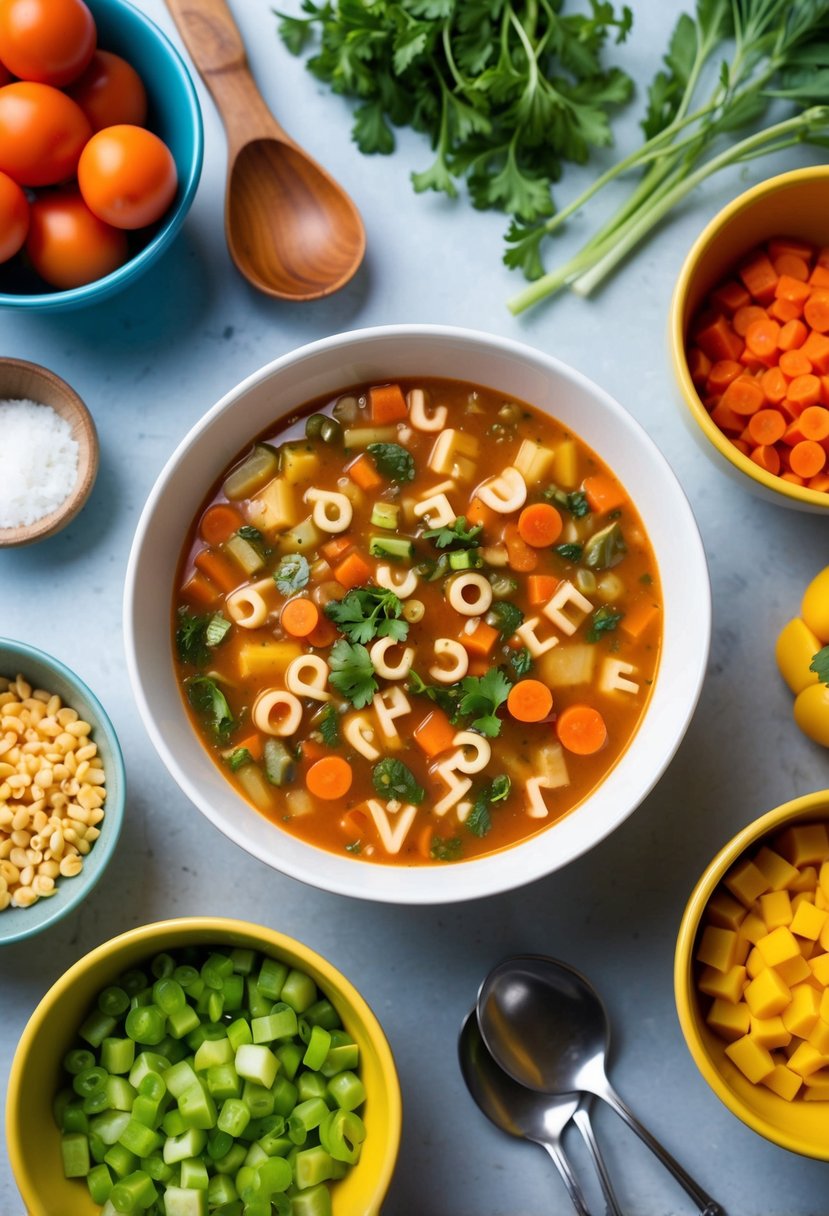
[2,2,828,1212]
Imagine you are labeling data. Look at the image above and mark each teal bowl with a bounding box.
[0,0,203,311]
[0,639,125,944]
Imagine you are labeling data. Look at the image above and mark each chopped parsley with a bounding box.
[273,553,310,595]
[327,640,378,708]
[176,608,231,668]
[415,554,450,582]
[226,747,253,772]
[811,646,829,685]
[429,836,463,863]
[554,543,583,562]
[186,676,234,739]
[366,442,415,482]
[639,572,653,586]
[345,840,362,854]
[509,647,533,678]
[324,587,408,644]
[458,669,512,737]
[544,486,591,518]
[372,758,425,805]
[407,670,461,719]
[237,525,269,556]
[318,704,341,748]
[587,605,624,643]
[466,774,511,838]
[488,600,524,639]
[422,515,482,550]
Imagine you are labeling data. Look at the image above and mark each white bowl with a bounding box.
[124,325,710,904]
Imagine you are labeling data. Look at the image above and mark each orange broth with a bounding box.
[173,378,661,865]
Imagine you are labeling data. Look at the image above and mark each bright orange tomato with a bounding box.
[26,188,127,288]
[77,123,177,230]
[0,167,27,261]
[66,49,147,132]
[0,61,11,86]
[0,81,91,185]
[0,0,96,87]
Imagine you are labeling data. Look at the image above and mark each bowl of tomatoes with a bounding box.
[0,0,203,310]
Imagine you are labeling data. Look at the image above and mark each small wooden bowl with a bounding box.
[0,359,99,547]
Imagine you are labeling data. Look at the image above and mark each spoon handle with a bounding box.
[540,1141,595,1216]
[595,1083,723,1216]
[571,1103,623,1216]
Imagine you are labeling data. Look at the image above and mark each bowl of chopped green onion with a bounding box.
[6,916,401,1216]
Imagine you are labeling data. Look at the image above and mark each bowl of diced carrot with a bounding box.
[671,166,829,512]
[675,789,829,1159]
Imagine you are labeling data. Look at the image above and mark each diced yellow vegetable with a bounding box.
[802,1071,829,1099]
[781,984,821,1038]
[808,1017,829,1055]
[696,926,739,973]
[750,1015,791,1050]
[706,890,747,932]
[821,988,829,1024]
[810,953,829,987]
[791,864,818,893]
[698,965,747,1005]
[760,889,793,930]
[801,566,829,643]
[787,1040,829,1078]
[724,858,770,908]
[738,911,768,947]
[746,947,765,980]
[706,999,750,1042]
[275,516,321,555]
[775,954,812,987]
[237,641,302,680]
[761,1063,802,1101]
[791,899,827,941]
[725,1035,775,1084]
[775,617,822,695]
[247,477,295,535]
[280,445,320,487]
[538,644,595,688]
[553,439,579,488]
[744,968,791,1018]
[513,439,555,484]
[777,823,829,867]
[756,926,800,968]
[793,683,829,748]
[754,846,801,891]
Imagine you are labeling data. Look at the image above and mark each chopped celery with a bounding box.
[61,1132,90,1179]
[263,738,295,787]
[369,534,414,560]
[223,444,279,500]
[369,501,400,529]
[583,519,627,570]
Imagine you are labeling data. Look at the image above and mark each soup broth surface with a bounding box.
[173,378,661,865]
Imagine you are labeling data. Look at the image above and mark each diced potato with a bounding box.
[237,641,302,680]
[247,477,295,535]
[223,534,265,576]
[535,742,569,789]
[513,439,555,484]
[275,516,321,555]
[236,764,273,811]
[342,425,398,448]
[553,439,579,488]
[428,430,479,481]
[281,444,320,486]
[539,644,595,688]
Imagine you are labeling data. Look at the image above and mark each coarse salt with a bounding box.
[0,398,79,528]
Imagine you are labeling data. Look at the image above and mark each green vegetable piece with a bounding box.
[227,1017,253,1052]
[295,1144,334,1189]
[104,1142,137,1179]
[207,1173,237,1207]
[586,605,624,643]
[317,703,341,748]
[87,1161,114,1203]
[304,413,328,440]
[61,1131,91,1179]
[366,442,415,482]
[177,1082,217,1131]
[175,609,231,669]
[368,534,414,560]
[217,1097,250,1138]
[554,542,584,562]
[101,1039,135,1076]
[318,1108,366,1164]
[257,957,288,1000]
[161,1127,207,1165]
[583,520,627,570]
[263,738,295,786]
[179,1158,209,1189]
[371,758,425,805]
[235,1044,278,1089]
[205,1062,240,1101]
[423,516,482,550]
[161,1185,207,1216]
[301,1025,332,1072]
[324,586,408,645]
[223,444,279,500]
[281,968,318,1014]
[326,1070,365,1113]
[369,501,400,529]
[430,835,463,862]
[110,1168,157,1212]
[544,486,591,518]
[290,1183,332,1216]
[79,1010,118,1048]
[448,549,482,571]
[458,668,512,737]
[509,647,533,678]
[185,676,234,740]
[118,1118,161,1159]
[273,552,310,595]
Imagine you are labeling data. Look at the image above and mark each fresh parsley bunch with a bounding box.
[276,0,633,235]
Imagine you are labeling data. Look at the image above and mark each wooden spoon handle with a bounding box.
[164,0,289,149]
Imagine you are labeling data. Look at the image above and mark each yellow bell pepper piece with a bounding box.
[793,683,829,748]
[801,566,829,643]
[775,618,822,695]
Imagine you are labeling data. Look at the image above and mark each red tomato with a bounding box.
[26,188,127,288]
[0,0,95,87]
[66,50,147,132]
[77,124,177,230]
[0,167,27,261]
[0,81,91,186]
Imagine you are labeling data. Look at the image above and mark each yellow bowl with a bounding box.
[675,789,829,1159]
[6,917,401,1215]
[670,166,829,513]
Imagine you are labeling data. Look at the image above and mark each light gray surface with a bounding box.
[2,1,828,1212]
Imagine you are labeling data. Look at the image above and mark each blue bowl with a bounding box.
[0,0,203,311]
[0,639,126,944]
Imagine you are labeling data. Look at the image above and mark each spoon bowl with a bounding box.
[477,955,723,1216]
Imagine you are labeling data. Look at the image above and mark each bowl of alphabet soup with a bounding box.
[125,326,710,903]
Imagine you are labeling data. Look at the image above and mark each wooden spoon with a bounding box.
[166,0,366,301]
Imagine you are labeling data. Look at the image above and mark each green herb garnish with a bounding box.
[366,442,415,482]
[554,543,584,562]
[318,703,341,747]
[509,647,533,678]
[544,486,591,518]
[372,758,425,805]
[489,601,524,639]
[327,640,378,708]
[324,587,408,644]
[429,836,463,863]
[458,668,512,737]
[186,676,235,739]
[466,774,511,838]
[586,605,624,643]
[810,646,829,685]
[274,553,310,595]
[226,747,253,772]
[176,608,231,668]
[422,515,482,550]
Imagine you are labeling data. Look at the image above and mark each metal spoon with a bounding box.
[166,0,365,300]
[459,1012,622,1216]
[476,955,724,1216]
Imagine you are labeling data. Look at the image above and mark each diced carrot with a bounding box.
[797,406,829,444]
[306,756,353,800]
[822,376,829,407]
[502,522,538,572]
[413,708,457,758]
[818,246,829,268]
[321,535,353,563]
[801,332,829,374]
[733,305,768,337]
[194,548,242,594]
[507,679,553,723]
[790,440,826,479]
[333,550,372,589]
[620,597,659,640]
[739,252,778,304]
[748,409,787,447]
[686,346,712,387]
[721,376,766,416]
[810,265,829,290]
[706,360,742,394]
[341,808,368,836]
[517,502,563,547]
[808,472,829,492]
[731,438,750,456]
[750,444,781,475]
[200,503,244,546]
[415,823,434,860]
[369,383,408,424]
[778,319,808,352]
[745,317,780,359]
[769,237,815,262]
[709,399,746,434]
[556,704,608,755]
[779,349,813,379]
[760,367,788,405]
[527,574,559,606]
[787,374,821,411]
[232,733,264,762]
[583,474,627,515]
[769,297,803,324]
[773,254,809,282]
[710,280,751,314]
[774,274,811,306]
[781,471,805,486]
[300,737,327,763]
[306,617,338,649]
[460,619,499,656]
[805,291,829,334]
[181,572,219,609]
[347,453,383,492]
[466,496,497,531]
[695,314,744,361]
[281,597,320,639]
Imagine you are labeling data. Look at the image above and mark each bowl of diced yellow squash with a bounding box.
[676,789,829,1158]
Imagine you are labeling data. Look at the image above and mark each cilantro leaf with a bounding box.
[318,703,341,748]
[328,640,377,708]
[324,587,409,644]
[274,553,310,595]
[366,443,415,482]
[466,773,512,838]
[226,747,253,772]
[237,524,269,557]
[430,835,463,862]
[353,99,396,154]
[587,605,624,643]
[554,543,583,562]
[176,608,231,668]
[422,515,482,550]
[372,758,425,804]
[510,646,533,678]
[407,669,461,719]
[810,646,829,686]
[458,668,512,737]
[489,600,524,639]
[544,486,591,518]
[186,676,234,739]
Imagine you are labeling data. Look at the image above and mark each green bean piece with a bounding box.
[86,1161,114,1203]
[110,1168,157,1213]
[201,952,233,990]
[326,1070,365,1112]
[194,1036,232,1072]
[259,1154,292,1194]
[207,990,224,1023]
[173,964,200,989]
[226,1017,253,1052]
[80,1010,118,1049]
[90,1110,131,1146]
[118,1118,161,1159]
[101,1037,136,1076]
[125,1005,167,1047]
[222,974,244,1011]
[162,1127,207,1165]
[295,1145,334,1189]
[131,1094,163,1129]
[128,1052,169,1090]
[162,1109,187,1138]
[288,1097,328,1146]
[270,1076,298,1118]
[301,1025,331,1072]
[88,1131,107,1164]
[244,1141,269,1168]
[157,1034,188,1064]
[138,1071,167,1102]
[167,1004,200,1040]
[64,1047,96,1075]
[302,999,341,1031]
[206,1062,241,1101]
[106,1075,136,1111]
[290,1183,333,1216]
[319,1109,366,1164]
[319,418,342,445]
[74,1065,109,1098]
[271,1194,292,1216]
[274,1042,302,1082]
[98,986,131,1018]
[179,1157,209,1189]
[61,1102,89,1133]
[118,970,148,997]
[153,978,186,1015]
[207,1173,237,1206]
[251,1005,296,1044]
[217,1098,250,1138]
[83,1089,112,1115]
[256,958,287,1001]
[178,1082,218,1130]
[241,1081,274,1119]
[140,1154,173,1182]
[61,1131,90,1179]
[151,953,176,980]
[207,1128,234,1161]
[230,947,256,975]
[257,1126,289,1158]
[129,990,152,1010]
[103,1143,137,1179]
[296,1072,327,1104]
[212,1141,246,1176]
[304,413,327,440]
[280,969,318,1014]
